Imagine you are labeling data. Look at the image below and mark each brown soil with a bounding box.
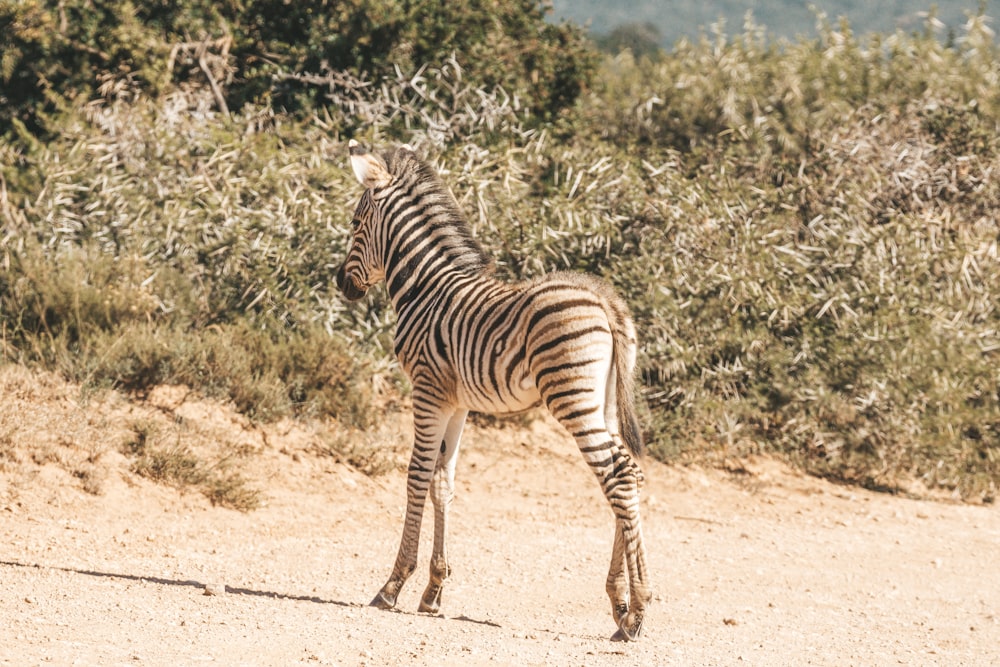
[1,364,997,666]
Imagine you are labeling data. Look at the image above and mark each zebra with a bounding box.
[336,140,651,641]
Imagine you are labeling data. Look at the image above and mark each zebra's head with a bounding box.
[336,140,408,302]
[337,140,488,303]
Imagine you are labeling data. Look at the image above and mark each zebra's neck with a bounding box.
[385,234,491,315]
[381,177,493,315]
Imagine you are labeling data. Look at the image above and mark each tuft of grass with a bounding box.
[122,420,262,511]
[0,424,18,469]
[312,430,400,477]
[72,463,106,496]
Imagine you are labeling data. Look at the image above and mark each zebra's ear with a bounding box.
[349,140,391,189]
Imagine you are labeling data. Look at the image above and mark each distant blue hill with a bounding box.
[550,1,994,47]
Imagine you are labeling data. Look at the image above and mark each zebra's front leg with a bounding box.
[418,409,468,614]
[371,405,453,611]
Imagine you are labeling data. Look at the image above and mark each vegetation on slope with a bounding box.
[2,2,998,501]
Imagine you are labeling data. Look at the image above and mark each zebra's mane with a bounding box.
[385,147,495,275]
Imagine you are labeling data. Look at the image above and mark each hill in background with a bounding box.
[552,0,994,48]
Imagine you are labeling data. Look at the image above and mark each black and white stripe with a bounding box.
[336,141,650,640]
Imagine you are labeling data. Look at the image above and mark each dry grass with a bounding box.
[311,428,405,478]
[121,415,263,512]
[0,365,119,496]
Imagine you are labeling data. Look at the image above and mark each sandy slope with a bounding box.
[1,366,998,666]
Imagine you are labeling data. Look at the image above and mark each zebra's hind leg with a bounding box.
[592,442,650,641]
[606,521,629,626]
[608,448,651,641]
[371,403,454,611]
[418,409,468,614]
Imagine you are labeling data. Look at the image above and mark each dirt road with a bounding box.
[1,367,997,665]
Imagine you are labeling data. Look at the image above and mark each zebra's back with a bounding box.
[406,271,636,442]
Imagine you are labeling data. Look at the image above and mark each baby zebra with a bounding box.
[336,141,650,640]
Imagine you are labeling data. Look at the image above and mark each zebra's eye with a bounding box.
[351,218,361,229]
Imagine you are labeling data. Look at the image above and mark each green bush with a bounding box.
[1,0,172,135]
[0,0,594,136]
[586,14,1000,157]
[1,97,382,425]
[239,0,595,120]
[594,22,665,58]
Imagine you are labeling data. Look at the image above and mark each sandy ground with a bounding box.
[1,365,998,666]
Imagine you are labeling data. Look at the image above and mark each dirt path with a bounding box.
[1,367,998,665]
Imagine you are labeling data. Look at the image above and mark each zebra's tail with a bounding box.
[553,271,644,458]
[611,313,644,459]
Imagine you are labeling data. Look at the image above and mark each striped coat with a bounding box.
[337,141,650,640]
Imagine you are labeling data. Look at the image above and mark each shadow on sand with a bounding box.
[0,559,505,628]
[1,558,357,607]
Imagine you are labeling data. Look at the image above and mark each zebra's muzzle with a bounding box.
[336,266,368,302]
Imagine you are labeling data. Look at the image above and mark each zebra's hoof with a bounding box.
[612,602,629,625]
[418,584,443,614]
[370,590,397,610]
[417,598,440,615]
[613,611,644,642]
